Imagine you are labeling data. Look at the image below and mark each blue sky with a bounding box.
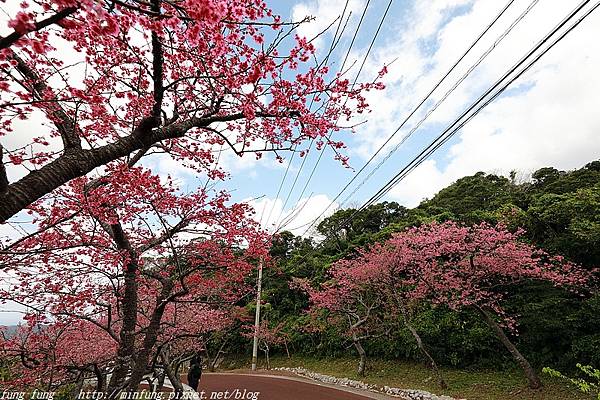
[191,0,600,236]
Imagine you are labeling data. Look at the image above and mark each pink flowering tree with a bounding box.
[376,221,591,389]
[0,304,235,395]
[295,266,387,377]
[0,317,117,393]
[242,319,288,370]
[330,243,448,388]
[0,166,268,394]
[1,1,385,394]
[306,222,592,389]
[0,0,383,223]
[146,304,237,394]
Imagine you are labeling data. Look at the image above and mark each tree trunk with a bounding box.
[69,372,85,400]
[479,308,542,389]
[205,346,214,372]
[284,340,290,359]
[157,371,166,391]
[106,262,138,397]
[93,364,107,393]
[396,298,447,389]
[405,321,447,389]
[161,352,184,395]
[126,280,174,391]
[352,335,367,377]
[174,359,183,383]
[208,336,229,372]
[155,350,168,391]
[265,348,270,370]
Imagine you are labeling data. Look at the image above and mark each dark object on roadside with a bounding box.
[187,354,203,392]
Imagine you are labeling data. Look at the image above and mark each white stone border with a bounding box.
[272,367,459,400]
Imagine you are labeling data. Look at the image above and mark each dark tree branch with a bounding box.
[0,209,81,254]
[151,0,164,120]
[0,7,77,51]
[0,108,301,223]
[10,52,82,151]
[0,146,8,193]
[103,216,140,394]
[139,218,189,253]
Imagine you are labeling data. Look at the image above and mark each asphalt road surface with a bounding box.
[191,373,382,400]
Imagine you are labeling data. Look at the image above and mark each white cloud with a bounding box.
[246,193,338,237]
[333,0,600,206]
[387,159,447,207]
[291,0,367,50]
[343,0,479,159]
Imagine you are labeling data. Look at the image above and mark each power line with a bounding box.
[271,0,377,231]
[254,8,357,365]
[295,0,598,259]
[337,0,540,209]
[354,0,598,221]
[277,0,392,232]
[298,0,535,235]
[263,1,353,230]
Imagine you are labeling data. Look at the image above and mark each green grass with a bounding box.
[220,355,590,400]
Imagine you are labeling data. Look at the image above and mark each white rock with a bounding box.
[272,367,455,400]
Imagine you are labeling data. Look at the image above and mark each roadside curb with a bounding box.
[271,367,459,400]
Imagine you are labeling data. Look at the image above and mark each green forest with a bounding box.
[227,161,600,397]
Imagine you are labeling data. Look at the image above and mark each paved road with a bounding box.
[189,373,384,400]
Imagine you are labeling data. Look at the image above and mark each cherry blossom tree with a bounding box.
[0,303,235,394]
[145,304,238,394]
[398,222,591,388]
[330,245,448,388]
[0,165,268,394]
[0,317,117,393]
[295,267,387,377]
[337,221,592,389]
[242,319,288,370]
[0,0,382,223]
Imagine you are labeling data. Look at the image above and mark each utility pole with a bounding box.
[251,258,263,371]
